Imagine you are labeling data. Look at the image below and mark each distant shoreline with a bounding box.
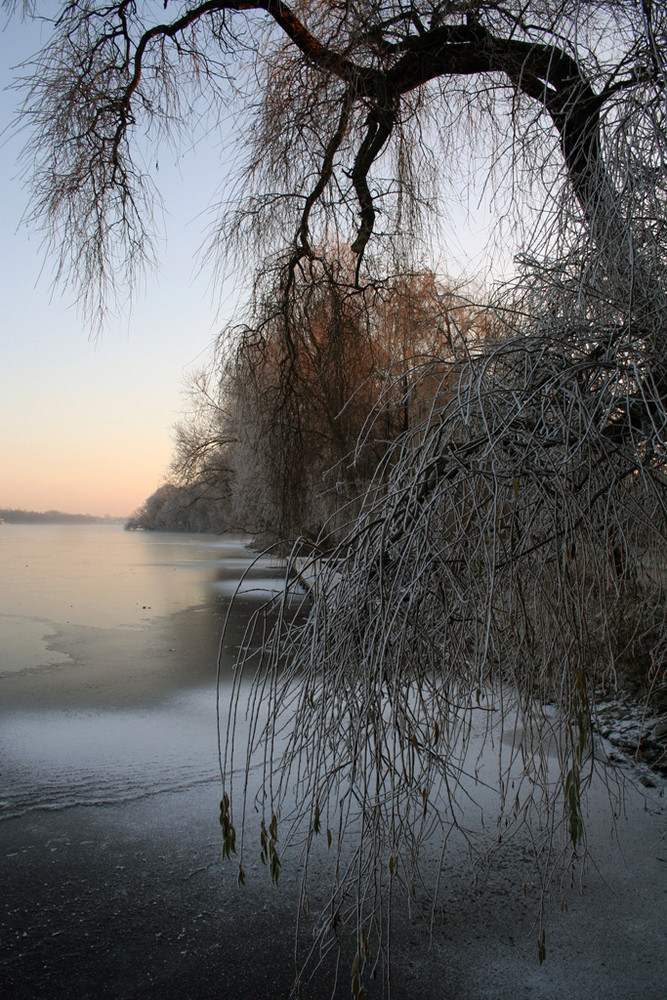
[0,508,126,525]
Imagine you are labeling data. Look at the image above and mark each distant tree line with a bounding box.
[1,508,122,525]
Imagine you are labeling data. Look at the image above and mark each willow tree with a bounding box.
[9,0,667,990]
[218,265,488,543]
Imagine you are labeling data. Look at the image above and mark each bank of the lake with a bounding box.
[1,526,665,999]
[2,763,665,1000]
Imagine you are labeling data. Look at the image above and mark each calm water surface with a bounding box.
[0,525,287,820]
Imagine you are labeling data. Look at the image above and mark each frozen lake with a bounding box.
[1,525,665,999]
[0,526,287,818]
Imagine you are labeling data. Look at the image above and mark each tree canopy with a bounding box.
[8,1,667,993]
[11,2,667,318]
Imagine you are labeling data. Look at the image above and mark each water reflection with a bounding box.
[0,528,284,820]
[0,527,286,699]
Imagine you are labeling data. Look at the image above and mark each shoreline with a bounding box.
[287,554,667,779]
[2,529,665,998]
[2,743,666,999]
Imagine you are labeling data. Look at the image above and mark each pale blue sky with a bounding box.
[1,13,239,517]
[1,9,509,518]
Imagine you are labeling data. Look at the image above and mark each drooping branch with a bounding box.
[52,2,645,296]
[15,2,666,339]
[349,96,399,264]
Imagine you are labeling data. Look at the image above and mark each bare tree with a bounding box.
[10,3,666,315]
[8,1,667,993]
[170,366,235,495]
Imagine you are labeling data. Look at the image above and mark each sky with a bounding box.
[0,9,508,520]
[1,13,239,518]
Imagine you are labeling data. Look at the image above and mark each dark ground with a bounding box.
[2,766,666,1000]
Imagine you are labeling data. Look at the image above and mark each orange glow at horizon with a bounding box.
[1,433,174,518]
[2,431,174,515]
